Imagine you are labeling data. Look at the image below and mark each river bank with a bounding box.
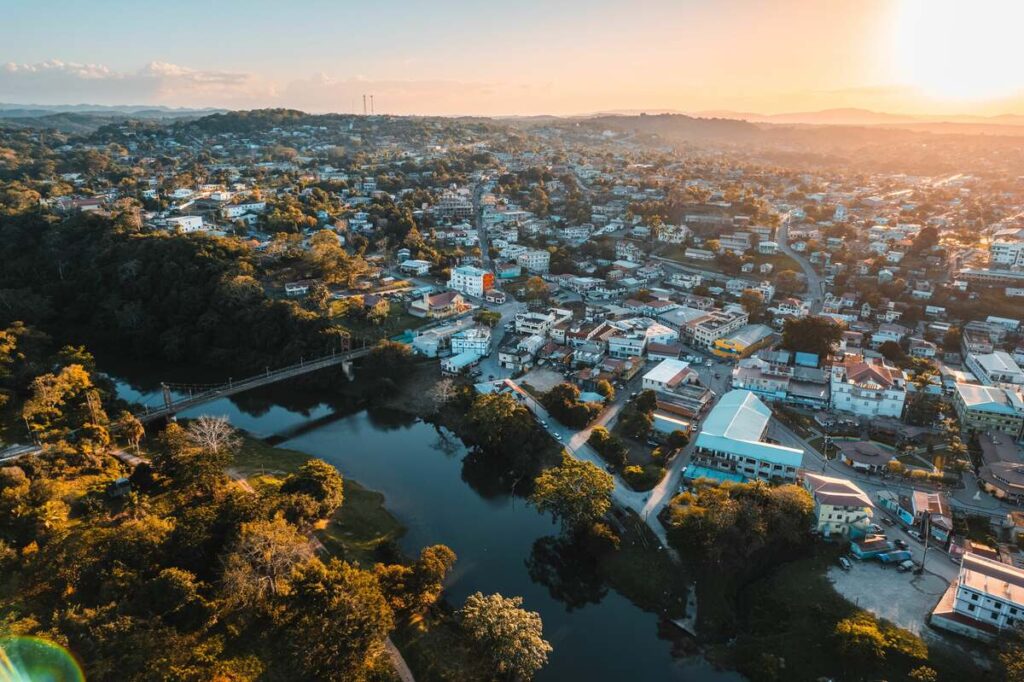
[112,360,739,681]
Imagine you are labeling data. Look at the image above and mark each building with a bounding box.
[977,433,1024,505]
[931,552,1024,642]
[433,190,474,220]
[953,383,1024,439]
[517,249,551,274]
[801,472,874,538]
[515,308,572,336]
[451,326,492,356]
[642,359,697,392]
[448,265,494,298]
[835,440,896,473]
[686,309,749,348]
[711,324,775,360]
[399,259,432,276]
[409,291,471,319]
[966,351,1024,386]
[829,354,907,419]
[166,215,205,233]
[691,390,804,482]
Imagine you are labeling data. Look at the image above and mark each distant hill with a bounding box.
[583,113,763,142]
[693,106,1024,129]
[0,102,225,119]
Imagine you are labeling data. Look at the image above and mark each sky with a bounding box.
[2,0,1024,117]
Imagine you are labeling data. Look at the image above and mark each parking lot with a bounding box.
[828,560,949,641]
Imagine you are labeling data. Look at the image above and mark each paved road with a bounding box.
[503,378,673,548]
[775,218,824,313]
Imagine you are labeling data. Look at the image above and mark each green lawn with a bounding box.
[391,608,494,682]
[317,480,406,566]
[233,435,311,476]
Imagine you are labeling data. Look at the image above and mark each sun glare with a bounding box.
[896,0,1024,101]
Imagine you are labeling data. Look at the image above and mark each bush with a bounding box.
[622,464,664,491]
[588,427,628,468]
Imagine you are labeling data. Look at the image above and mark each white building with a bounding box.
[166,215,205,233]
[222,201,267,219]
[517,249,551,274]
[447,265,493,298]
[991,237,1024,268]
[932,552,1024,641]
[451,326,492,356]
[830,354,907,418]
[399,259,433,276]
[642,359,695,392]
[691,390,804,482]
[966,351,1024,386]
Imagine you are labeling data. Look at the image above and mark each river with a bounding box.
[113,371,740,681]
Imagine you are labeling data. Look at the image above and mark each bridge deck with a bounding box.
[137,347,371,423]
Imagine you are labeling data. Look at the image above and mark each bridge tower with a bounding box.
[161,383,173,411]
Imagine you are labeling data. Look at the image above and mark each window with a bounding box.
[992,612,1000,620]
[968,604,976,612]
[971,593,979,601]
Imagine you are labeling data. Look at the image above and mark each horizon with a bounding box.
[3,0,1024,117]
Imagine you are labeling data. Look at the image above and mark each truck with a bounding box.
[877,550,912,564]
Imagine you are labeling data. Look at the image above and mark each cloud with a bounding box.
[0,59,271,107]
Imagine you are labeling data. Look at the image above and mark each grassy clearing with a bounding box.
[318,479,406,566]
[233,435,311,476]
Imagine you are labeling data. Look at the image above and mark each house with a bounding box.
[441,350,482,375]
[931,553,1024,642]
[829,354,907,419]
[284,281,312,297]
[409,291,471,319]
[484,289,506,304]
[835,440,896,473]
[953,383,1024,440]
[447,265,494,298]
[757,240,778,255]
[690,390,804,483]
[166,215,205,233]
[399,259,432,276]
[849,534,894,559]
[642,359,697,392]
[801,472,874,539]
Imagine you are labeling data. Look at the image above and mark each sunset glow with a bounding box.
[895,0,1024,101]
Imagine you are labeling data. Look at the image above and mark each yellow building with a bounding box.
[711,324,774,359]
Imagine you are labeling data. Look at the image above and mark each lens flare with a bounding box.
[0,637,84,682]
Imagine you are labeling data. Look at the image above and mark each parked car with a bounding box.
[838,556,852,571]
[881,517,895,526]
[868,524,884,534]
[907,529,924,542]
[895,539,909,550]
[897,559,916,572]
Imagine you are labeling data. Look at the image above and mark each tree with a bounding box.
[376,544,457,617]
[595,380,615,401]
[878,340,906,364]
[739,289,765,320]
[473,310,502,328]
[775,269,802,295]
[458,592,552,681]
[524,276,548,301]
[279,557,394,681]
[114,410,145,454]
[531,452,614,534]
[997,625,1024,682]
[781,317,843,359]
[587,426,628,468]
[280,459,344,520]
[430,377,459,407]
[186,415,241,460]
[221,516,314,610]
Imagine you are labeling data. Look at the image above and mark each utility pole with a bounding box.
[362,94,367,115]
[370,94,375,115]
[918,513,931,575]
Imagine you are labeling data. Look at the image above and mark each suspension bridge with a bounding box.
[136,343,373,423]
